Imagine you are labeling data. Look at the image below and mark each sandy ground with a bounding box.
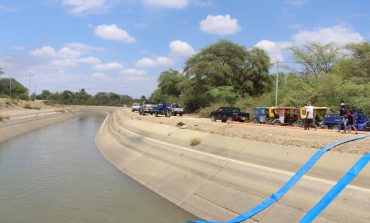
[0,99,69,118]
[121,107,370,154]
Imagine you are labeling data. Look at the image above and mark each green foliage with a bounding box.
[150,40,273,112]
[289,43,339,80]
[0,78,28,99]
[36,89,135,106]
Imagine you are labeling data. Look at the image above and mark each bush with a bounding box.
[190,137,201,146]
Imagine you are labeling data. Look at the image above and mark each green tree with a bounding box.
[0,78,28,99]
[289,43,339,80]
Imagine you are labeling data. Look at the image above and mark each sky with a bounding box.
[0,0,369,98]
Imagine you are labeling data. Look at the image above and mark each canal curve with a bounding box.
[0,113,193,223]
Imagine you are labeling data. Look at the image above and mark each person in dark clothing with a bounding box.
[338,103,347,133]
[346,106,358,134]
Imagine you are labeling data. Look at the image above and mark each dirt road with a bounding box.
[121,108,370,154]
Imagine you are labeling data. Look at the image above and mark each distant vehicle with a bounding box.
[169,104,184,116]
[210,107,249,122]
[131,103,141,112]
[296,107,332,127]
[139,101,155,115]
[266,106,299,125]
[321,110,369,131]
[254,107,269,124]
[152,103,172,117]
[355,111,370,131]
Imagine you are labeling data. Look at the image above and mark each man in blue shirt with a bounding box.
[338,103,347,133]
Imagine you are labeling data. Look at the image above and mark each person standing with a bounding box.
[338,103,347,133]
[304,102,317,130]
[346,106,358,134]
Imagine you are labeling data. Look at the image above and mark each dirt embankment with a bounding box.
[121,108,369,154]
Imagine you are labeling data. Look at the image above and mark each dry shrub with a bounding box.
[190,137,201,146]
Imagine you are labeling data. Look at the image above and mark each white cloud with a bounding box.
[94,24,136,43]
[121,68,150,81]
[30,46,56,57]
[93,62,123,71]
[169,40,195,57]
[255,40,292,63]
[143,0,189,8]
[121,68,147,76]
[51,59,78,67]
[292,25,364,46]
[58,47,81,58]
[79,57,101,64]
[62,0,106,14]
[65,42,105,53]
[200,14,241,35]
[136,56,174,67]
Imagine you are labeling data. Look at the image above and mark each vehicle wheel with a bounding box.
[180,113,183,117]
[221,119,227,123]
[132,109,134,112]
[211,115,216,122]
[272,120,281,125]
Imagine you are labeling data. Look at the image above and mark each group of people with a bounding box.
[338,103,358,134]
[304,102,358,134]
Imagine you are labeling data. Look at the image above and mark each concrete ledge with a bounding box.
[95,110,370,223]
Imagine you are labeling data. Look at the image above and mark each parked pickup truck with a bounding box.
[139,101,155,115]
[131,103,141,112]
[210,107,250,122]
[152,103,172,117]
[169,104,184,116]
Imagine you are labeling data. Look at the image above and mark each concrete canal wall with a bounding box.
[95,109,370,223]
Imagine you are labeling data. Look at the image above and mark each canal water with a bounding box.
[0,114,194,223]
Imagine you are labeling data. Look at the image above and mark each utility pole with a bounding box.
[26,72,34,100]
[9,78,12,96]
[275,61,280,107]
[0,71,4,95]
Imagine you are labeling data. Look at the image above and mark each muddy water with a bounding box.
[0,114,194,223]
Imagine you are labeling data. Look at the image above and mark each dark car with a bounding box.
[210,107,250,122]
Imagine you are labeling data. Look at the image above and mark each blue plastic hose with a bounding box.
[300,153,370,223]
[189,133,370,223]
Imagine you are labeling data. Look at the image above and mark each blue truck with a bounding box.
[322,111,369,131]
[152,103,172,117]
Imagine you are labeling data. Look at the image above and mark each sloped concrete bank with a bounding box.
[0,106,113,143]
[95,109,370,223]
[0,111,77,143]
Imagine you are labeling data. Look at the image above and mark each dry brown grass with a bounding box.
[190,137,201,146]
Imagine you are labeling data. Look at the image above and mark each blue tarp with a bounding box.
[189,133,370,223]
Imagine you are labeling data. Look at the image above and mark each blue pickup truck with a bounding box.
[322,111,369,131]
[152,103,172,117]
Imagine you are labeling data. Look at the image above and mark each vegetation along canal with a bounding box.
[0,113,194,223]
